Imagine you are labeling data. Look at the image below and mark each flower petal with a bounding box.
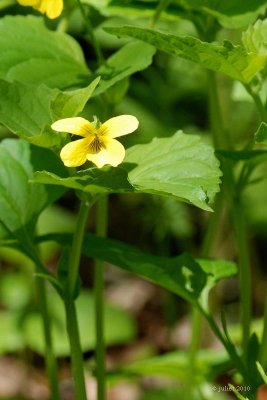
[51,117,94,137]
[60,138,92,167]
[17,0,40,5]
[44,0,63,18]
[86,139,125,168]
[101,115,139,139]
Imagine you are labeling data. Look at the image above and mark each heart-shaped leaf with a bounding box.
[126,131,221,211]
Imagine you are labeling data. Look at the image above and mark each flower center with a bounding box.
[89,135,105,154]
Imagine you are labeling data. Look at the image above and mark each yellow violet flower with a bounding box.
[51,115,139,168]
[17,0,63,19]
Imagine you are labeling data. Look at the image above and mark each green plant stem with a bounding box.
[32,237,60,400]
[57,17,68,33]
[188,306,202,358]
[201,307,248,379]
[94,195,108,400]
[67,200,90,297]
[207,70,229,149]
[185,194,223,400]
[244,85,267,123]
[65,199,91,400]
[245,84,267,369]
[184,70,226,399]
[232,201,251,352]
[76,0,104,66]
[64,296,88,400]
[201,192,224,257]
[207,70,251,355]
[36,278,60,400]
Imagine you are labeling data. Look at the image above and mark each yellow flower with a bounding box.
[17,0,63,19]
[51,115,139,168]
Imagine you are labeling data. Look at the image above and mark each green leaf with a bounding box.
[197,258,237,309]
[0,15,89,88]
[23,289,136,356]
[0,78,99,148]
[0,139,63,248]
[94,41,156,96]
[39,233,208,304]
[40,233,238,305]
[105,26,267,83]
[126,131,221,211]
[50,77,100,121]
[198,258,237,289]
[242,19,267,55]
[34,166,133,193]
[255,121,267,144]
[35,131,221,210]
[121,349,230,380]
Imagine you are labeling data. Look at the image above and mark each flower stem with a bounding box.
[64,296,88,400]
[188,306,202,359]
[207,70,229,149]
[65,199,91,400]
[94,195,108,400]
[67,200,90,298]
[36,278,60,400]
[76,0,104,66]
[232,199,251,352]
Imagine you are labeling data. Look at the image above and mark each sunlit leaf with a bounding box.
[198,258,237,289]
[126,131,221,211]
[197,258,237,309]
[105,26,267,83]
